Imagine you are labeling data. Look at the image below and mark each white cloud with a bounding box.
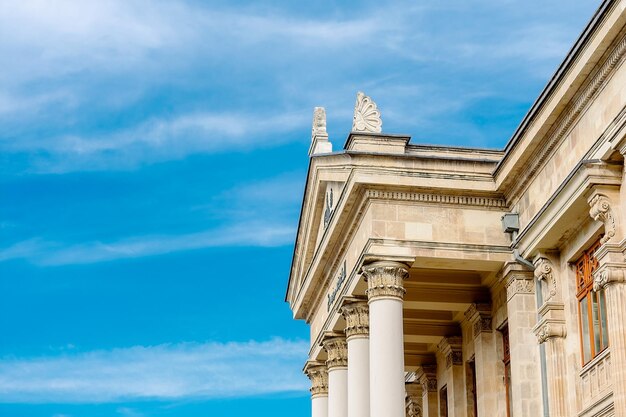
[0,221,295,266]
[0,339,309,403]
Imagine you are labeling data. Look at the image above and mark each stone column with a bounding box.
[305,361,329,417]
[405,381,422,417]
[504,264,544,416]
[341,300,370,417]
[532,256,569,417]
[362,261,410,417]
[465,303,502,417]
[594,260,626,417]
[437,337,466,417]
[323,334,348,417]
[416,365,437,417]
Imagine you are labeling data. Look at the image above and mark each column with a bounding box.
[532,256,569,417]
[504,264,544,417]
[594,261,626,416]
[323,334,348,417]
[341,299,370,417]
[416,365,438,417]
[362,261,409,417]
[405,381,422,417]
[437,337,466,417]
[305,361,329,417]
[465,304,503,417]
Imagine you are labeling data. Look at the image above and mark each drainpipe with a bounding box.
[502,214,550,417]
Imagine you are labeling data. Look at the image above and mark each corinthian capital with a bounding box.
[303,361,328,397]
[322,334,348,370]
[588,193,617,244]
[341,300,369,339]
[362,261,410,301]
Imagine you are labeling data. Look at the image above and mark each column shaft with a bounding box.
[342,301,370,417]
[545,337,568,417]
[363,261,409,417]
[329,368,348,417]
[604,282,626,416]
[312,396,329,417]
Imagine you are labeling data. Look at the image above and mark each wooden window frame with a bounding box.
[575,239,609,366]
[501,325,512,417]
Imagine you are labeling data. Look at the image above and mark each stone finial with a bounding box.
[352,91,382,133]
[309,106,332,156]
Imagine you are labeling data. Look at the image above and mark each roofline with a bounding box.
[493,0,616,176]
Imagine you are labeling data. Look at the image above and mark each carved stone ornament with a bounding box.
[438,337,463,369]
[533,320,566,344]
[534,257,558,302]
[341,302,369,339]
[588,193,617,244]
[464,303,492,339]
[304,362,328,397]
[593,266,626,291]
[362,261,409,301]
[506,273,535,301]
[322,336,348,369]
[405,397,423,417]
[352,91,382,133]
[312,107,327,139]
[417,365,437,393]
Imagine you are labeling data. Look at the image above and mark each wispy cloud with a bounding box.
[0,221,295,266]
[0,339,309,403]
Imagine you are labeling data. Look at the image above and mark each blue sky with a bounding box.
[0,1,599,416]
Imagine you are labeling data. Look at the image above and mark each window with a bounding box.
[576,239,609,365]
[467,360,478,417]
[502,325,512,417]
[439,385,448,417]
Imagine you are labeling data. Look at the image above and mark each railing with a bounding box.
[579,348,612,410]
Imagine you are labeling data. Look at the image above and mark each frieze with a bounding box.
[327,260,347,311]
[506,273,535,301]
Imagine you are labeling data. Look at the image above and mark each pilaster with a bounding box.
[416,365,438,417]
[437,337,465,417]
[503,264,544,417]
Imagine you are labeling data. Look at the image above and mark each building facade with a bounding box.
[286,1,626,416]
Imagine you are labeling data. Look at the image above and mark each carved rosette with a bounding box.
[362,261,409,301]
[464,303,492,339]
[341,302,369,339]
[506,273,535,301]
[593,266,626,291]
[588,193,616,244]
[304,362,329,397]
[312,107,328,140]
[533,320,567,344]
[437,337,463,369]
[352,91,382,133]
[534,257,557,302]
[322,336,348,370]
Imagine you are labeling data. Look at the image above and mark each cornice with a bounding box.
[500,29,626,201]
[365,189,507,209]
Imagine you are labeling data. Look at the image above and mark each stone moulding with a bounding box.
[352,91,382,133]
[366,189,507,209]
[503,32,626,201]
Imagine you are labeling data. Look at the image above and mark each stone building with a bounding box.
[285,1,626,416]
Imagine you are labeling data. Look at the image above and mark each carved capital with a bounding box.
[506,272,535,301]
[533,319,566,344]
[303,361,328,397]
[416,365,437,393]
[437,337,463,368]
[464,303,492,338]
[593,266,626,291]
[588,193,617,244]
[363,261,409,301]
[352,91,382,133]
[341,301,369,339]
[322,335,348,370]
